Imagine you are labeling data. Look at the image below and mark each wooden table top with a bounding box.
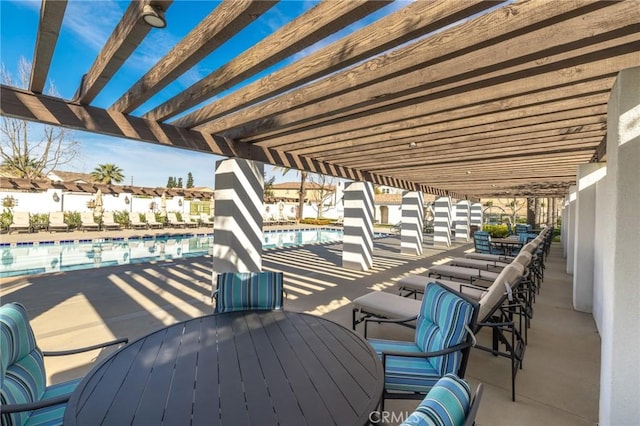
[64,310,384,426]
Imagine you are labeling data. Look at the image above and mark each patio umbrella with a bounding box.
[94,189,103,215]
[160,192,167,217]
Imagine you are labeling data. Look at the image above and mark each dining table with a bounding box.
[63,310,384,426]
[491,237,524,255]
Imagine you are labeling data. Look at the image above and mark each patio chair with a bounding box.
[146,214,164,229]
[0,302,127,426]
[354,265,526,401]
[101,212,121,231]
[8,212,31,234]
[80,212,100,231]
[473,231,502,255]
[213,271,285,313]
[365,282,479,410]
[48,212,68,232]
[166,212,186,228]
[199,213,214,227]
[400,374,484,426]
[129,214,148,229]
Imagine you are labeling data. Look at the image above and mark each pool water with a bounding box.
[0,228,347,278]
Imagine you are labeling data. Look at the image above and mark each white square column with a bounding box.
[401,191,424,256]
[470,203,483,229]
[433,196,452,248]
[573,163,606,313]
[342,182,374,271]
[598,67,640,425]
[565,186,577,275]
[455,200,471,242]
[212,159,264,274]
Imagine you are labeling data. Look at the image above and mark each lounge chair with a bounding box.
[80,212,100,231]
[199,213,214,227]
[354,264,526,401]
[48,211,69,232]
[0,302,128,426]
[8,211,31,234]
[167,212,186,228]
[101,212,121,230]
[185,214,199,228]
[400,374,484,426]
[213,271,285,312]
[146,214,164,229]
[364,282,479,410]
[129,214,148,229]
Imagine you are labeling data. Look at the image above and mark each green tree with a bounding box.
[1,57,79,178]
[186,172,194,188]
[91,163,124,184]
[166,176,175,188]
[177,177,183,188]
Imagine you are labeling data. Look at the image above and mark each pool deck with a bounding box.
[0,235,600,425]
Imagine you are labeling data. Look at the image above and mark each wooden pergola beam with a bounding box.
[110,0,277,114]
[248,72,617,147]
[76,0,173,104]
[172,0,504,128]
[143,0,393,122]
[0,85,452,196]
[197,0,627,137]
[299,104,607,159]
[29,0,67,94]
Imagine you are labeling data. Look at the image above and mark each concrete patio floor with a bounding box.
[0,235,600,425]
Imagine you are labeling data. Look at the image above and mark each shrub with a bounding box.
[113,210,129,227]
[482,224,509,238]
[0,209,12,230]
[64,211,81,229]
[30,213,49,231]
[300,218,332,226]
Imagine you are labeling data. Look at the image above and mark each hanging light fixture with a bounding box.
[142,5,166,28]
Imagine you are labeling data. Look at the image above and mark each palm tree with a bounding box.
[91,163,125,184]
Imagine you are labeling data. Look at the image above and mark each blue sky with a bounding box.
[1,0,408,188]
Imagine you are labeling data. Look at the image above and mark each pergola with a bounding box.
[1,0,637,200]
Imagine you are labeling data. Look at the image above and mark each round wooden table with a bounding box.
[64,310,384,425]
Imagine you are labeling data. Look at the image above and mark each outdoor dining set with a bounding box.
[1,225,552,426]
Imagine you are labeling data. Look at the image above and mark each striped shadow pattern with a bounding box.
[455,201,471,242]
[470,203,483,228]
[433,197,452,248]
[342,181,375,271]
[401,191,424,256]
[213,272,284,313]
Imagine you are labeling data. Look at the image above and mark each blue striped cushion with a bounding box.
[215,272,284,313]
[401,374,471,426]
[368,339,441,393]
[23,379,81,426]
[415,284,474,375]
[1,303,47,426]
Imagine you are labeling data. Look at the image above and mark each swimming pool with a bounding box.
[0,228,348,278]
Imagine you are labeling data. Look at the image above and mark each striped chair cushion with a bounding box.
[215,272,284,313]
[368,340,442,393]
[415,284,475,376]
[1,303,47,426]
[401,374,471,426]
[23,379,81,426]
